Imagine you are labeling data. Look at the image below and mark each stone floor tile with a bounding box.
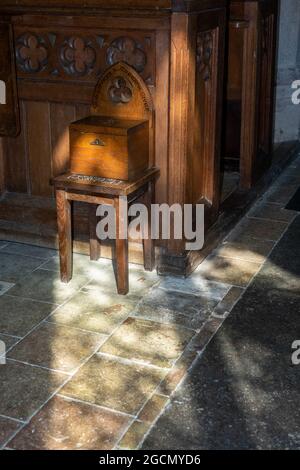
[7,269,90,304]
[157,318,224,397]
[0,296,56,337]
[248,202,297,223]
[41,253,110,277]
[0,281,14,297]
[251,260,300,293]
[264,184,298,205]
[118,420,149,450]
[42,255,155,287]
[157,346,200,396]
[276,173,300,186]
[196,256,261,287]
[138,394,169,424]
[0,416,21,447]
[9,395,130,450]
[82,265,159,299]
[188,317,224,353]
[0,253,44,283]
[213,287,245,317]
[131,289,217,331]
[49,290,136,335]
[213,239,275,264]
[8,322,107,373]
[0,360,66,421]
[1,242,57,260]
[227,218,288,243]
[0,334,20,352]
[99,317,194,368]
[159,276,230,301]
[61,355,166,416]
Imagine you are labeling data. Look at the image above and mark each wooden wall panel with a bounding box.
[0,21,20,137]
[193,9,226,214]
[0,138,5,193]
[226,0,278,189]
[75,103,91,121]
[257,10,276,156]
[26,101,52,196]
[154,29,169,207]
[51,102,75,177]
[4,100,28,193]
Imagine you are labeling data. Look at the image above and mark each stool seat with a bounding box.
[52,168,159,295]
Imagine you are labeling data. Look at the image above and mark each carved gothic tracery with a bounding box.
[16,33,48,73]
[60,37,96,76]
[108,76,133,104]
[196,31,213,82]
[14,29,153,82]
[107,37,146,73]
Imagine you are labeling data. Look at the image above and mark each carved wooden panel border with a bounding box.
[196,30,213,82]
[14,26,156,85]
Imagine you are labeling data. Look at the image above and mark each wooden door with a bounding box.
[0,19,19,137]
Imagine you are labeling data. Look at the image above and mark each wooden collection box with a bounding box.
[69,116,149,180]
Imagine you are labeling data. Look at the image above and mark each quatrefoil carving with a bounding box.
[108,77,133,104]
[107,37,146,73]
[16,33,48,73]
[60,37,96,76]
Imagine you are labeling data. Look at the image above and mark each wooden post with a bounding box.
[114,196,129,295]
[89,204,101,261]
[143,180,155,271]
[55,189,72,283]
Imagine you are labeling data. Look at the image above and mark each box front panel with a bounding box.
[70,130,129,179]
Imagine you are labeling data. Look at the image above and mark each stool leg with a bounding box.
[143,181,155,271]
[56,189,72,283]
[115,197,129,295]
[89,204,101,261]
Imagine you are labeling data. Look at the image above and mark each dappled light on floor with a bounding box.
[0,155,299,449]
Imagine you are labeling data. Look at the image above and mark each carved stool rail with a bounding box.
[52,168,159,295]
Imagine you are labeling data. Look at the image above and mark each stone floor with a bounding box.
[0,154,299,450]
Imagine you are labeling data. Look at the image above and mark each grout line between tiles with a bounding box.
[0,414,26,425]
[4,294,59,307]
[95,351,172,372]
[6,358,72,376]
[43,318,112,336]
[56,394,136,419]
[0,332,22,340]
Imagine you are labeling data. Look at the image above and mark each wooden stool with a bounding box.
[52,168,159,295]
